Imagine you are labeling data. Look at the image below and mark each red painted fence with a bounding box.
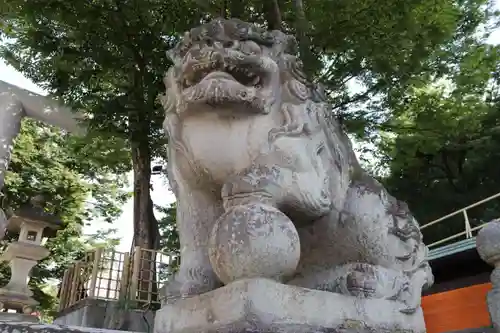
[422,283,492,333]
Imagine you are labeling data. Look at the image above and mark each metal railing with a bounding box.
[58,247,178,312]
[420,191,500,249]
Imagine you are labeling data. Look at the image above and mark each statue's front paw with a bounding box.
[179,281,214,298]
[330,263,405,300]
[163,267,221,301]
[179,268,222,298]
[165,280,215,301]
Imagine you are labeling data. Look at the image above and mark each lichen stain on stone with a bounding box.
[342,319,365,329]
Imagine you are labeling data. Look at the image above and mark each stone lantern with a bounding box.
[0,195,62,322]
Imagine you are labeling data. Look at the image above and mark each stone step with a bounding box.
[0,321,143,333]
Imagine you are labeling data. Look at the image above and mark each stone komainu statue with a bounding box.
[160,18,433,314]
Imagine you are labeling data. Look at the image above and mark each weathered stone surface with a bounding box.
[0,208,6,243]
[160,17,432,327]
[0,322,141,333]
[477,220,500,333]
[54,299,154,333]
[9,195,64,232]
[0,196,61,314]
[209,203,300,284]
[486,279,500,333]
[0,313,39,323]
[154,278,426,333]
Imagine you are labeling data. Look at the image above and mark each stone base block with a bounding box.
[0,321,143,333]
[54,298,155,332]
[0,290,38,313]
[0,312,39,323]
[154,278,426,333]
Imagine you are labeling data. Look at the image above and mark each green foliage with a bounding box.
[0,119,128,318]
[0,0,204,148]
[376,39,500,244]
[1,0,499,292]
[4,119,130,224]
[157,202,179,256]
[0,0,209,250]
[156,202,180,275]
[1,0,492,242]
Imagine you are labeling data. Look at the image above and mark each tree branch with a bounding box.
[440,149,461,192]
[333,82,384,111]
[229,0,244,18]
[192,0,220,17]
[263,0,282,30]
[222,0,227,18]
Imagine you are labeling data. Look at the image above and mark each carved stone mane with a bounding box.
[160,18,433,316]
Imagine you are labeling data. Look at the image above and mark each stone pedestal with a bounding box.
[0,196,61,320]
[154,278,426,333]
[477,220,500,332]
[0,312,40,323]
[0,321,143,333]
[53,298,155,332]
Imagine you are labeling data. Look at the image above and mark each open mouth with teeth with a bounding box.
[181,60,263,89]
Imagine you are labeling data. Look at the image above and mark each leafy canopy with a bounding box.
[0,118,128,318]
[1,0,497,255]
[375,38,500,244]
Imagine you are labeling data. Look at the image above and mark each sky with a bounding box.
[1,3,500,252]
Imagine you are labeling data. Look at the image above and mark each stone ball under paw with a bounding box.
[209,203,300,284]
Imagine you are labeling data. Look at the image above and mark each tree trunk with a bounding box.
[131,141,159,250]
[229,0,244,19]
[294,0,309,56]
[293,0,318,77]
[130,139,161,305]
[263,0,282,30]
